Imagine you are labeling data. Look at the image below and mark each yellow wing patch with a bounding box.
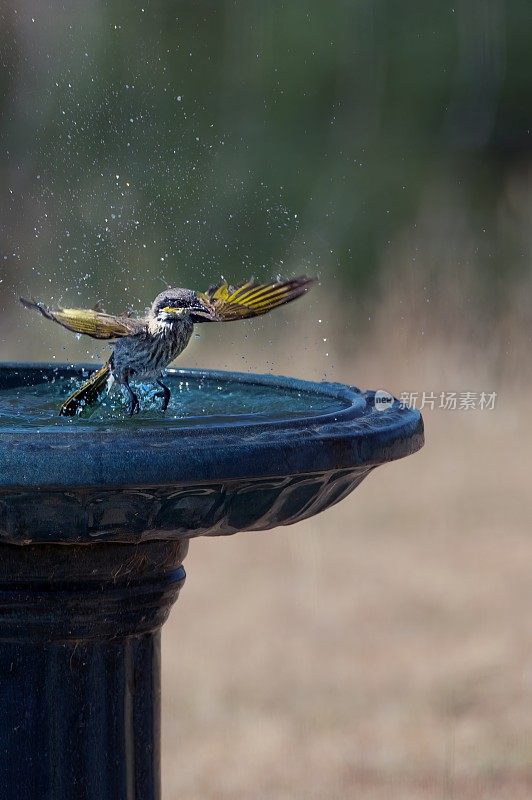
[200,275,315,321]
[20,298,142,340]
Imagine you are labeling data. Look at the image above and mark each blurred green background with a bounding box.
[2,0,532,326]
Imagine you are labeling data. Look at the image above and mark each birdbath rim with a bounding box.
[0,362,424,489]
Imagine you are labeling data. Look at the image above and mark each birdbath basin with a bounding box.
[0,362,423,799]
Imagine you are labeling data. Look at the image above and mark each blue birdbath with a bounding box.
[0,362,423,800]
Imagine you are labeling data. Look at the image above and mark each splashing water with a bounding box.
[0,372,348,433]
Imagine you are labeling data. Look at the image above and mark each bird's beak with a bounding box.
[189,298,215,322]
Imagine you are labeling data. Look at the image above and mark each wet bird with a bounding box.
[20,276,315,416]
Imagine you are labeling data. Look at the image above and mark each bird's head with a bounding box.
[150,288,213,324]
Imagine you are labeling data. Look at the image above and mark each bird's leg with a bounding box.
[154,379,171,412]
[123,374,140,416]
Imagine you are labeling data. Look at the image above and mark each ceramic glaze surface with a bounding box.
[0,362,424,800]
[0,364,423,544]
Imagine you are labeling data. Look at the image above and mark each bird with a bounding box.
[20,275,315,416]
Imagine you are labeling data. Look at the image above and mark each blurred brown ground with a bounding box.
[155,276,528,800]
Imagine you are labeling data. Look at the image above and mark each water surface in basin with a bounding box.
[0,372,350,432]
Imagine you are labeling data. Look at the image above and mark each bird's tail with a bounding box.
[60,362,113,417]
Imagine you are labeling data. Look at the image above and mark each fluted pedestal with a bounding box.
[0,541,188,800]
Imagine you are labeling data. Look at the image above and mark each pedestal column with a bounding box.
[0,540,188,800]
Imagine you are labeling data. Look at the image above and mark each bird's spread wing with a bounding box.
[20,298,144,340]
[198,275,315,322]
